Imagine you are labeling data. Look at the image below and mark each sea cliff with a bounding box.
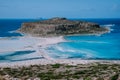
[18,17,109,36]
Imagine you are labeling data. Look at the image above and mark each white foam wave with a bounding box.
[101,24,115,27]
[55,46,76,53]
[50,46,96,58]
[69,40,108,44]
[8,30,16,33]
[110,29,114,31]
[80,40,108,44]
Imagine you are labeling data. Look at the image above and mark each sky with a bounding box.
[0,0,120,19]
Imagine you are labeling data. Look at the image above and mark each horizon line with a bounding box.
[0,17,120,19]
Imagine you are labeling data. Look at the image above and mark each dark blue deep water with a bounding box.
[0,18,120,61]
[0,19,39,37]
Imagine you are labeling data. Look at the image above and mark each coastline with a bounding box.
[0,24,116,68]
[1,58,120,68]
[64,26,111,37]
[0,33,120,68]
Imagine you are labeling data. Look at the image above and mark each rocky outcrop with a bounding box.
[18,17,109,37]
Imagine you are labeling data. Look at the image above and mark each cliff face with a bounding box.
[18,17,109,36]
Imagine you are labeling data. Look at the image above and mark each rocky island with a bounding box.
[18,17,109,36]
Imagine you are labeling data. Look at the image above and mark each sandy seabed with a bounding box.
[0,36,120,68]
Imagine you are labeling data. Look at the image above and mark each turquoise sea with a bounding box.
[0,19,120,62]
[46,19,120,59]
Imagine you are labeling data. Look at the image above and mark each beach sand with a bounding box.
[0,36,120,68]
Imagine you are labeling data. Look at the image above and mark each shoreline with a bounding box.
[64,26,111,37]
[0,28,119,68]
[1,59,120,68]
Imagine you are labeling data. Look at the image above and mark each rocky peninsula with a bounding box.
[18,17,109,37]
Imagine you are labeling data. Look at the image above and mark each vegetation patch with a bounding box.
[0,63,120,79]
